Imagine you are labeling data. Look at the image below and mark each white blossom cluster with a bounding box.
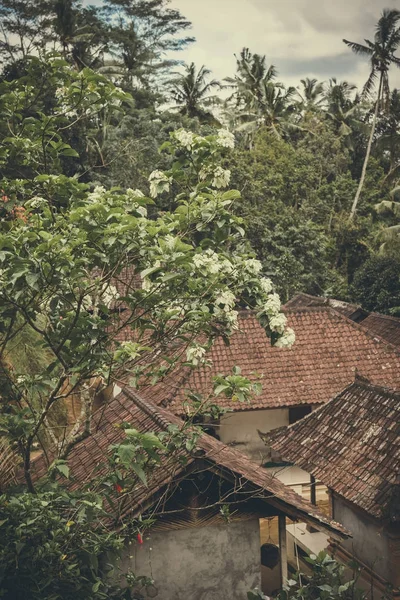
[125,188,147,216]
[216,306,239,330]
[82,284,120,312]
[214,288,239,330]
[148,170,172,198]
[269,313,287,334]
[217,129,235,149]
[186,343,207,365]
[26,196,47,209]
[243,258,262,275]
[274,327,296,348]
[174,129,195,150]
[126,188,145,198]
[164,235,177,250]
[263,293,281,316]
[87,185,106,203]
[259,291,296,346]
[215,289,236,309]
[55,87,68,99]
[212,167,231,189]
[192,249,233,275]
[260,277,273,294]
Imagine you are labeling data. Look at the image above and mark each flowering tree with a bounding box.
[1,56,295,472]
[0,54,294,599]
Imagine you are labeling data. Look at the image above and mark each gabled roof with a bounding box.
[142,307,400,413]
[361,313,400,347]
[31,387,348,539]
[284,293,366,320]
[266,379,400,521]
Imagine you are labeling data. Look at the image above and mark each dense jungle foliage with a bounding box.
[0,2,398,598]
[1,1,400,311]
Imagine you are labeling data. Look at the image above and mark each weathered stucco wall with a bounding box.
[122,518,262,600]
[333,496,391,582]
[219,408,289,463]
[219,409,310,487]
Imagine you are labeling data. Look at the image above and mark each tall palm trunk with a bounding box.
[349,74,383,220]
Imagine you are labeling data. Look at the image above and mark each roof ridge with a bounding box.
[324,306,400,356]
[121,386,175,430]
[351,375,400,400]
[367,312,400,323]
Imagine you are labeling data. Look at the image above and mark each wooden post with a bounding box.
[310,474,316,506]
[307,475,318,533]
[278,514,288,585]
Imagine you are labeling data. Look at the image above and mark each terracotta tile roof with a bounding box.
[284,293,366,320]
[266,379,400,521]
[141,307,400,413]
[30,387,349,539]
[361,313,400,347]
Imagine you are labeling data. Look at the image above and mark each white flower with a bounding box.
[263,293,281,316]
[260,277,273,294]
[192,249,222,275]
[26,196,47,209]
[275,327,296,348]
[142,278,156,292]
[55,87,67,98]
[221,259,234,274]
[186,344,207,365]
[101,285,119,308]
[174,129,195,150]
[245,258,262,275]
[215,290,236,310]
[269,313,287,334]
[87,186,106,203]
[214,307,239,330]
[149,170,171,198]
[126,188,145,198]
[212,167,231,189]
[164,235,176,250]
[225,309,239,330]
[217,129,235,149]
[199,167,208,181]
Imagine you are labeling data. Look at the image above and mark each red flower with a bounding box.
[137,533,143,544]
[114,483,123,494]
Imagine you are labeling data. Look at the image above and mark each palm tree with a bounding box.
[375,88,400,180]
[168,62,221,122]
[343,8,400,220]
[374,185,400,253]
[232,81,300,142]
[297,77,325,112]
[324,78,357,111]
[224,47,277,111]
[53,0,105,69]
[324,79,366,149]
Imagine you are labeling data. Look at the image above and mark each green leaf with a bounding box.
[221,190,241,201]
[131,463,147,486]
[117,444,137,467]
[213,384,229,396]
[56,464,70,479]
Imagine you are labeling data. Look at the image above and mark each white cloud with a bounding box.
[169,0,400,91]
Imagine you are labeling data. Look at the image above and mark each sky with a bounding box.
[168,0,400,91]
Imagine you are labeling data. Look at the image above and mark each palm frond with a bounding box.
[362,68,378,98]
[343,39,373,57]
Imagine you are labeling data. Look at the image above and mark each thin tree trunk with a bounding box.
[349,74,383,221]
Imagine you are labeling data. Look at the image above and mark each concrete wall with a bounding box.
[218,409,311,487]
[219,408,289,463]
[122,518,262,600]
[333,496,391,582]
